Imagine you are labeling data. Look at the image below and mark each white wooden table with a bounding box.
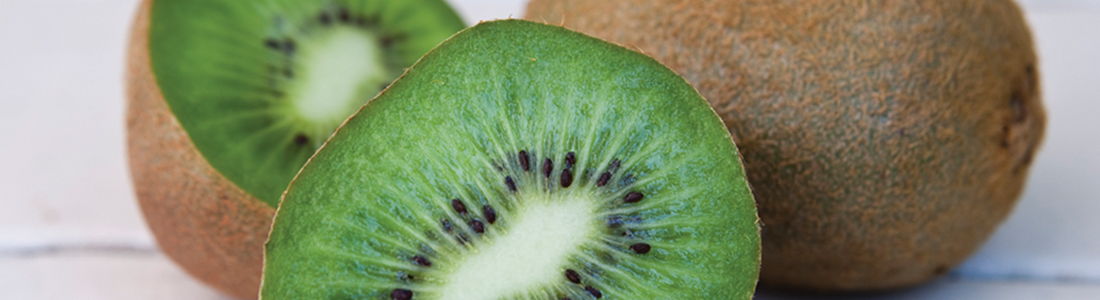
[2,0,1099,299]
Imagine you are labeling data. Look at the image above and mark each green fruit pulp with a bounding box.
[261,20,760,299]
[148,0,465,206]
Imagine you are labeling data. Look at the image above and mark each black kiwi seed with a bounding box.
[263,38,280,50]
[412,255,431,267]
[282,38,296,56]
[623,191,644,203]
[451,198,467,215]
[293,134,308,146]
[482,205,497,224]
[585,286,603,299]
[630,243,652,254]
[565,269,581,284]
[561,168,574,188]
[505,176,517,192]
[565,152,576,168]
[470,219,485,233]
[319,12,332,26]
[390,288,412,300]
[519,150,530,171]
[337,8,350,22]
[596,172,611,187]
[542,158,553,178]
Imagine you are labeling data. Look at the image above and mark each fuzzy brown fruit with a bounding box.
[126,1,273,299]
[526,0,1045,291]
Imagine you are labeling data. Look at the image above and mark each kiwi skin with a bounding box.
[126,1,274,299]
[527,0,1045,291]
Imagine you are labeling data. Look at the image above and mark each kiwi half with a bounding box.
[526,0,1045,291]
[126,0,464,298]
[260,20,760,299]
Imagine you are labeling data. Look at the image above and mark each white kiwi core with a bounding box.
[290,27,389,132]
[438,194,597,300]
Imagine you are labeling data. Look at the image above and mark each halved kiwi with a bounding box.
[125,0,464,298]
[260,20,760,299]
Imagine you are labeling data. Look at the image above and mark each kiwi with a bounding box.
[526,0,1046,291]
[259,20,760,299]
[125,0,464,298]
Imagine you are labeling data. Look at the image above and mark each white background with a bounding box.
[1,0,1099,299]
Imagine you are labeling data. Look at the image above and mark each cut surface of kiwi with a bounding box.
[260,20,760,299]
[127,0,464,298]
[149,0,464,205]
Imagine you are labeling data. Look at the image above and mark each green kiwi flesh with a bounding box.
[149,0,465,205]
[260,20,760,299]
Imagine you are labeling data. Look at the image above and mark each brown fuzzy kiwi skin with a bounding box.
[126,0,274,299]
[527,0,1045,291]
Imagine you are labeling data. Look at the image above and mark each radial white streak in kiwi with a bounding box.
[333,219,421,254]
[578,98,609,187]
[618,129,681,179]
[379,141,472,252]
[407,139,506,243]
[526,92,545,191]
[350,194,444,256]
[433,111,506,206]
[597,104,647,168]
[462,138,520,214]
[224,117,296,166]
[438,196,596,300]
[466,173,508,214]
[290,27,386,132]
[574,252,659,298]
[617,254,697,282]
[329,281,430,293]
[602,186,703,218]
[376,182,462,253]
[471,107,514,176]
[557,90,577,164]
[321,248,422,273]
[486,67,522,155]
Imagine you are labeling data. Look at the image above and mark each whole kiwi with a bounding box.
[526,0,1045,291]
